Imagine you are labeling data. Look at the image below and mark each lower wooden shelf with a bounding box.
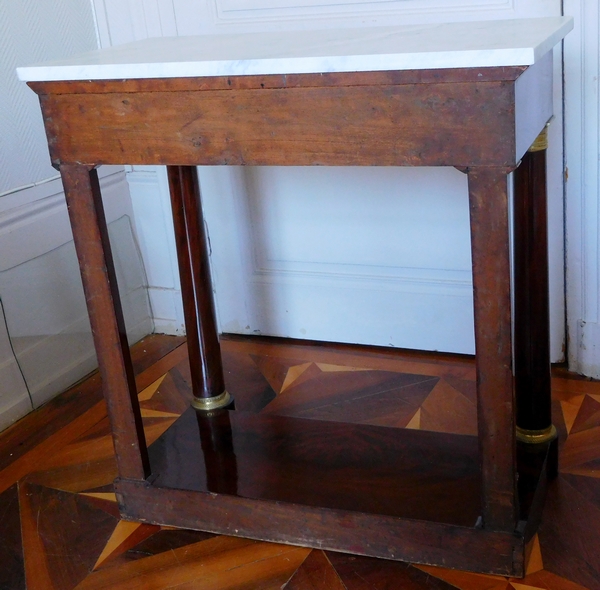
[114,407,554,577]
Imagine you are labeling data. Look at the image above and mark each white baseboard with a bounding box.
[0,395,33,434]
[147,286,185,335]
[574,321,600,380]
[0,350,32,432]
[23,315,154,409]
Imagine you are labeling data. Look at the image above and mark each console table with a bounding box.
[18,17,573,577]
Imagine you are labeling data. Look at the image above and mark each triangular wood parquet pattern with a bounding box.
[1,334,599,590]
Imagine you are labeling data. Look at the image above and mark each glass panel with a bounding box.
[0,215,152,408]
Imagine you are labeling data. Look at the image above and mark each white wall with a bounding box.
[93,0,568,363]
[0,0,97,430]
[0,1,97,194]
[127,166,186,335]
[564,0,600,378]
[0,0,153,432]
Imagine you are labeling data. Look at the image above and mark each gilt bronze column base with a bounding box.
[191,391,234,412]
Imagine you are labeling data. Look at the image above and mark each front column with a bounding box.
[513,126,557,449]
[167,166,233,412]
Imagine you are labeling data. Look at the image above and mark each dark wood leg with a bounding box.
[60,164,150,481]
[468,167,517,532]
[167,166,232,411]
[513,127,557,459]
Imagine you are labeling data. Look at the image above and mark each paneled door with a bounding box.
[96,0,565,358]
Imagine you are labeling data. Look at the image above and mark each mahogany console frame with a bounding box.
[29,59,557,577]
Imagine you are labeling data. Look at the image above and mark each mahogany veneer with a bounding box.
[28,49,558,576]
[148,408,482,525]
[113,405,553,576]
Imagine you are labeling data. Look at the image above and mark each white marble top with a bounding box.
[17,17,572,82]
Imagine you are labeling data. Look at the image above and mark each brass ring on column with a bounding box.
[528,125,549,152]
[191,390,232,411]
[516,424,557,444]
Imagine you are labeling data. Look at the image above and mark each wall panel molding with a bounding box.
[564,0,600,377]
[166,0,527,35]
[214,0,513,24]
[249,265,472,296]
[92,0,178,46]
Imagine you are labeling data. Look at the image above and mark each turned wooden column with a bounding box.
[196,409,239,495]
[167,165,232,411]
[513,126,557,448]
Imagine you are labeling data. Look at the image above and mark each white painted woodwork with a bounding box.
[127,166,186,335]
[0,1,155,431]
[90,0,567,360]
[564,0,600,378]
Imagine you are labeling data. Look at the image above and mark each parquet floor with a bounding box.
[1,334,599,590]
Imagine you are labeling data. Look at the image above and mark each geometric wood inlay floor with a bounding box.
[1,333,599,589]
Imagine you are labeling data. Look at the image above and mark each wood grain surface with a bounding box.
[38,78,516,167]
[1,335,598,589]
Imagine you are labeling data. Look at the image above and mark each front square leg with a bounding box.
[468,166,517,532]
